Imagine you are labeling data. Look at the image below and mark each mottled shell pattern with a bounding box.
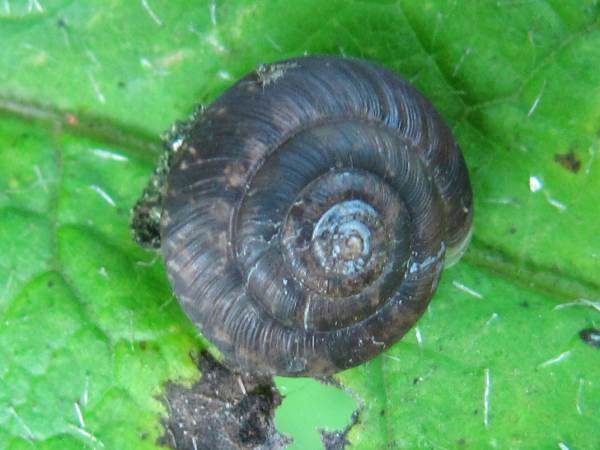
[161,55,473,376]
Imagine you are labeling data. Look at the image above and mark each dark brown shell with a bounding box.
[161,55,473,376]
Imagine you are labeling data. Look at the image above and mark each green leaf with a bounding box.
[1,1,600,449]
[0,115,202,449]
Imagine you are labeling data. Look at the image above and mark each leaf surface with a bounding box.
[1,1,599,449]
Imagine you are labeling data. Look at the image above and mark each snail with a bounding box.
[134,55,473,376]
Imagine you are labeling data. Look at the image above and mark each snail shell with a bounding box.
[161,55,473,376]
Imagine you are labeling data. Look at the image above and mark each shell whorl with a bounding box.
[161,55,473,376]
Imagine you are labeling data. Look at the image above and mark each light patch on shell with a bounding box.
[215,106,229,117]
[224,161,248,188]
[311,200,380,276]
[409,243,446,274]
[216,231,228,251]
[245,136,267,164]
[256,62,299,87]
[211,198,232,223]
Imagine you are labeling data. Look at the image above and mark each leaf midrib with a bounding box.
[2,97,598,308]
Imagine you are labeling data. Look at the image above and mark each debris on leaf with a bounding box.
[554,151,581,173]
[131,108,203,249]
[579,328,600,348]
[159,351,291,450]
[319,410,360,450]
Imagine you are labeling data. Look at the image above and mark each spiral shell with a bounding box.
[161,55,473,376]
